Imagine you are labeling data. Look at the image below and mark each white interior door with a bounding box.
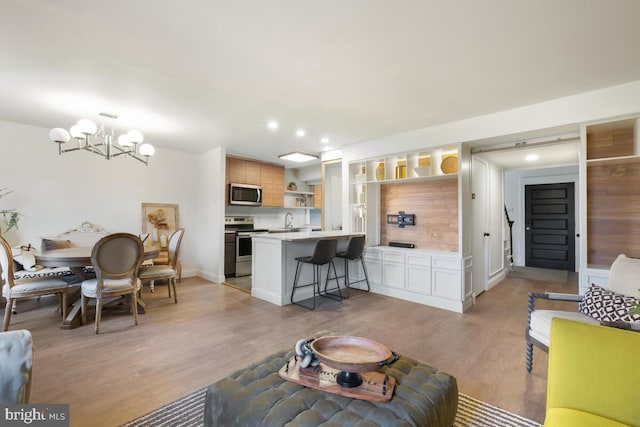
[472,157,489,297]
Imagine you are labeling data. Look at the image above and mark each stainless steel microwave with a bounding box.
[229,183,262,206]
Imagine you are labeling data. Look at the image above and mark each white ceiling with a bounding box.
[2,1,640,169]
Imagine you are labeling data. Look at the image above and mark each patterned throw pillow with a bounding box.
[40,238,71,252]
[578,285,640,323]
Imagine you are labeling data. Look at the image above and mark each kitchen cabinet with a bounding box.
[224,232,236,276]
[363,239,465,312]
[405,254,432,295]
[227,156,262,185]
[226,156,284,207]
[382,251,405,289]
[260,163,285,207]
[432,269,460,300]
[362,249,382,285]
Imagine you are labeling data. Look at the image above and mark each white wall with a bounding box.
[0,119,201,277]
[504,166,579,269]
[196,146,226,282]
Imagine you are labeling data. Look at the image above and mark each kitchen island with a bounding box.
[251,231,365,306]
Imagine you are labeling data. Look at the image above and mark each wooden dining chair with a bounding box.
[80,233,144,334]
[0,235,76,331]
[138,228,184,303]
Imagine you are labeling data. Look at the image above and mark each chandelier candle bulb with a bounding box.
[76,119,97,135]
[49,128,71,143]
[69,125,84,140]
[127,130,144,143]
[139,143,155,157]
[118,134,133,147]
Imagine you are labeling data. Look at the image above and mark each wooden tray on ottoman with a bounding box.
[278,355,396,402]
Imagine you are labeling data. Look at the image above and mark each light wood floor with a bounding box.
[3,269,577,426]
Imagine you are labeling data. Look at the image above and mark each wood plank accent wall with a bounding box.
[380,179,458,252]
[587,158,640,266]
[587,128,634,160]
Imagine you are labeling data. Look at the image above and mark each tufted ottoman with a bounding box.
[204,349,458,427]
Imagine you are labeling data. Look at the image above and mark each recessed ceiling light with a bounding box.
[278,152,318,162]
[525,154,539,162]
[296,129,306,137]
[267,120,279,130]
[321,137,329,144]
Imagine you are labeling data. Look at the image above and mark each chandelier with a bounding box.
[48,112,155,166]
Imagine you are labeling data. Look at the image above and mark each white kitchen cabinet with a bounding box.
[432,268,461,300]
[406,254,432,295]
[364,246,465,312]
[382,251,405,289]
[363,249,382,285]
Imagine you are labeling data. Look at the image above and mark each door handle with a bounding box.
[483,232,490,237]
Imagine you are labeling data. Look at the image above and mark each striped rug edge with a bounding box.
[121,389,541,427]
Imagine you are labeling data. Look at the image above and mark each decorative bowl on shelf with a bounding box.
[310,335,398,388]
[414,166,431,177]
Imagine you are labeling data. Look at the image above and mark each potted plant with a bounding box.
[0,187,20,234]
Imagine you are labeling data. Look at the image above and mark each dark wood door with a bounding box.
[525,183,575,271]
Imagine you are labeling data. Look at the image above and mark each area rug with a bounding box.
[121,388,541,427]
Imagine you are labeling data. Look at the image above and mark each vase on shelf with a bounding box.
[152,227,159,242]
[395,160,407,179]
[375,161,385,181]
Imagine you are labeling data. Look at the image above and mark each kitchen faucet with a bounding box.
[284,212,294,229]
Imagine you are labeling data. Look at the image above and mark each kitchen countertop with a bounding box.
[253,230,363,242]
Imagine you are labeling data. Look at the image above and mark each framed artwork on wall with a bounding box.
[141,202,179,249]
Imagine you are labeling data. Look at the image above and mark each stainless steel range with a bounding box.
[224,216,268,277]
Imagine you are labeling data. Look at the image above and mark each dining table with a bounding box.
[36,243,160,329]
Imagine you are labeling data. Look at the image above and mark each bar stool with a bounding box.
[291,239,342,310]
[335,236,370,298]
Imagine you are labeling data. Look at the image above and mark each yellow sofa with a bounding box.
[545,318,640,427]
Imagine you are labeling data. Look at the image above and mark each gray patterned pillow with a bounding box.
[579,285,640,323]
[40,238,71,252]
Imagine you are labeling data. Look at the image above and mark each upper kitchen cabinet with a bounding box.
[225,156,284,207]
[260,163,285,207]
[227,156,262,185]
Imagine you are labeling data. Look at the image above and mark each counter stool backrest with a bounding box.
[308,239,337,265]
[343,236,365,260]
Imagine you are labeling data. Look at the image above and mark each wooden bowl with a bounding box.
[310,336,393,373]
